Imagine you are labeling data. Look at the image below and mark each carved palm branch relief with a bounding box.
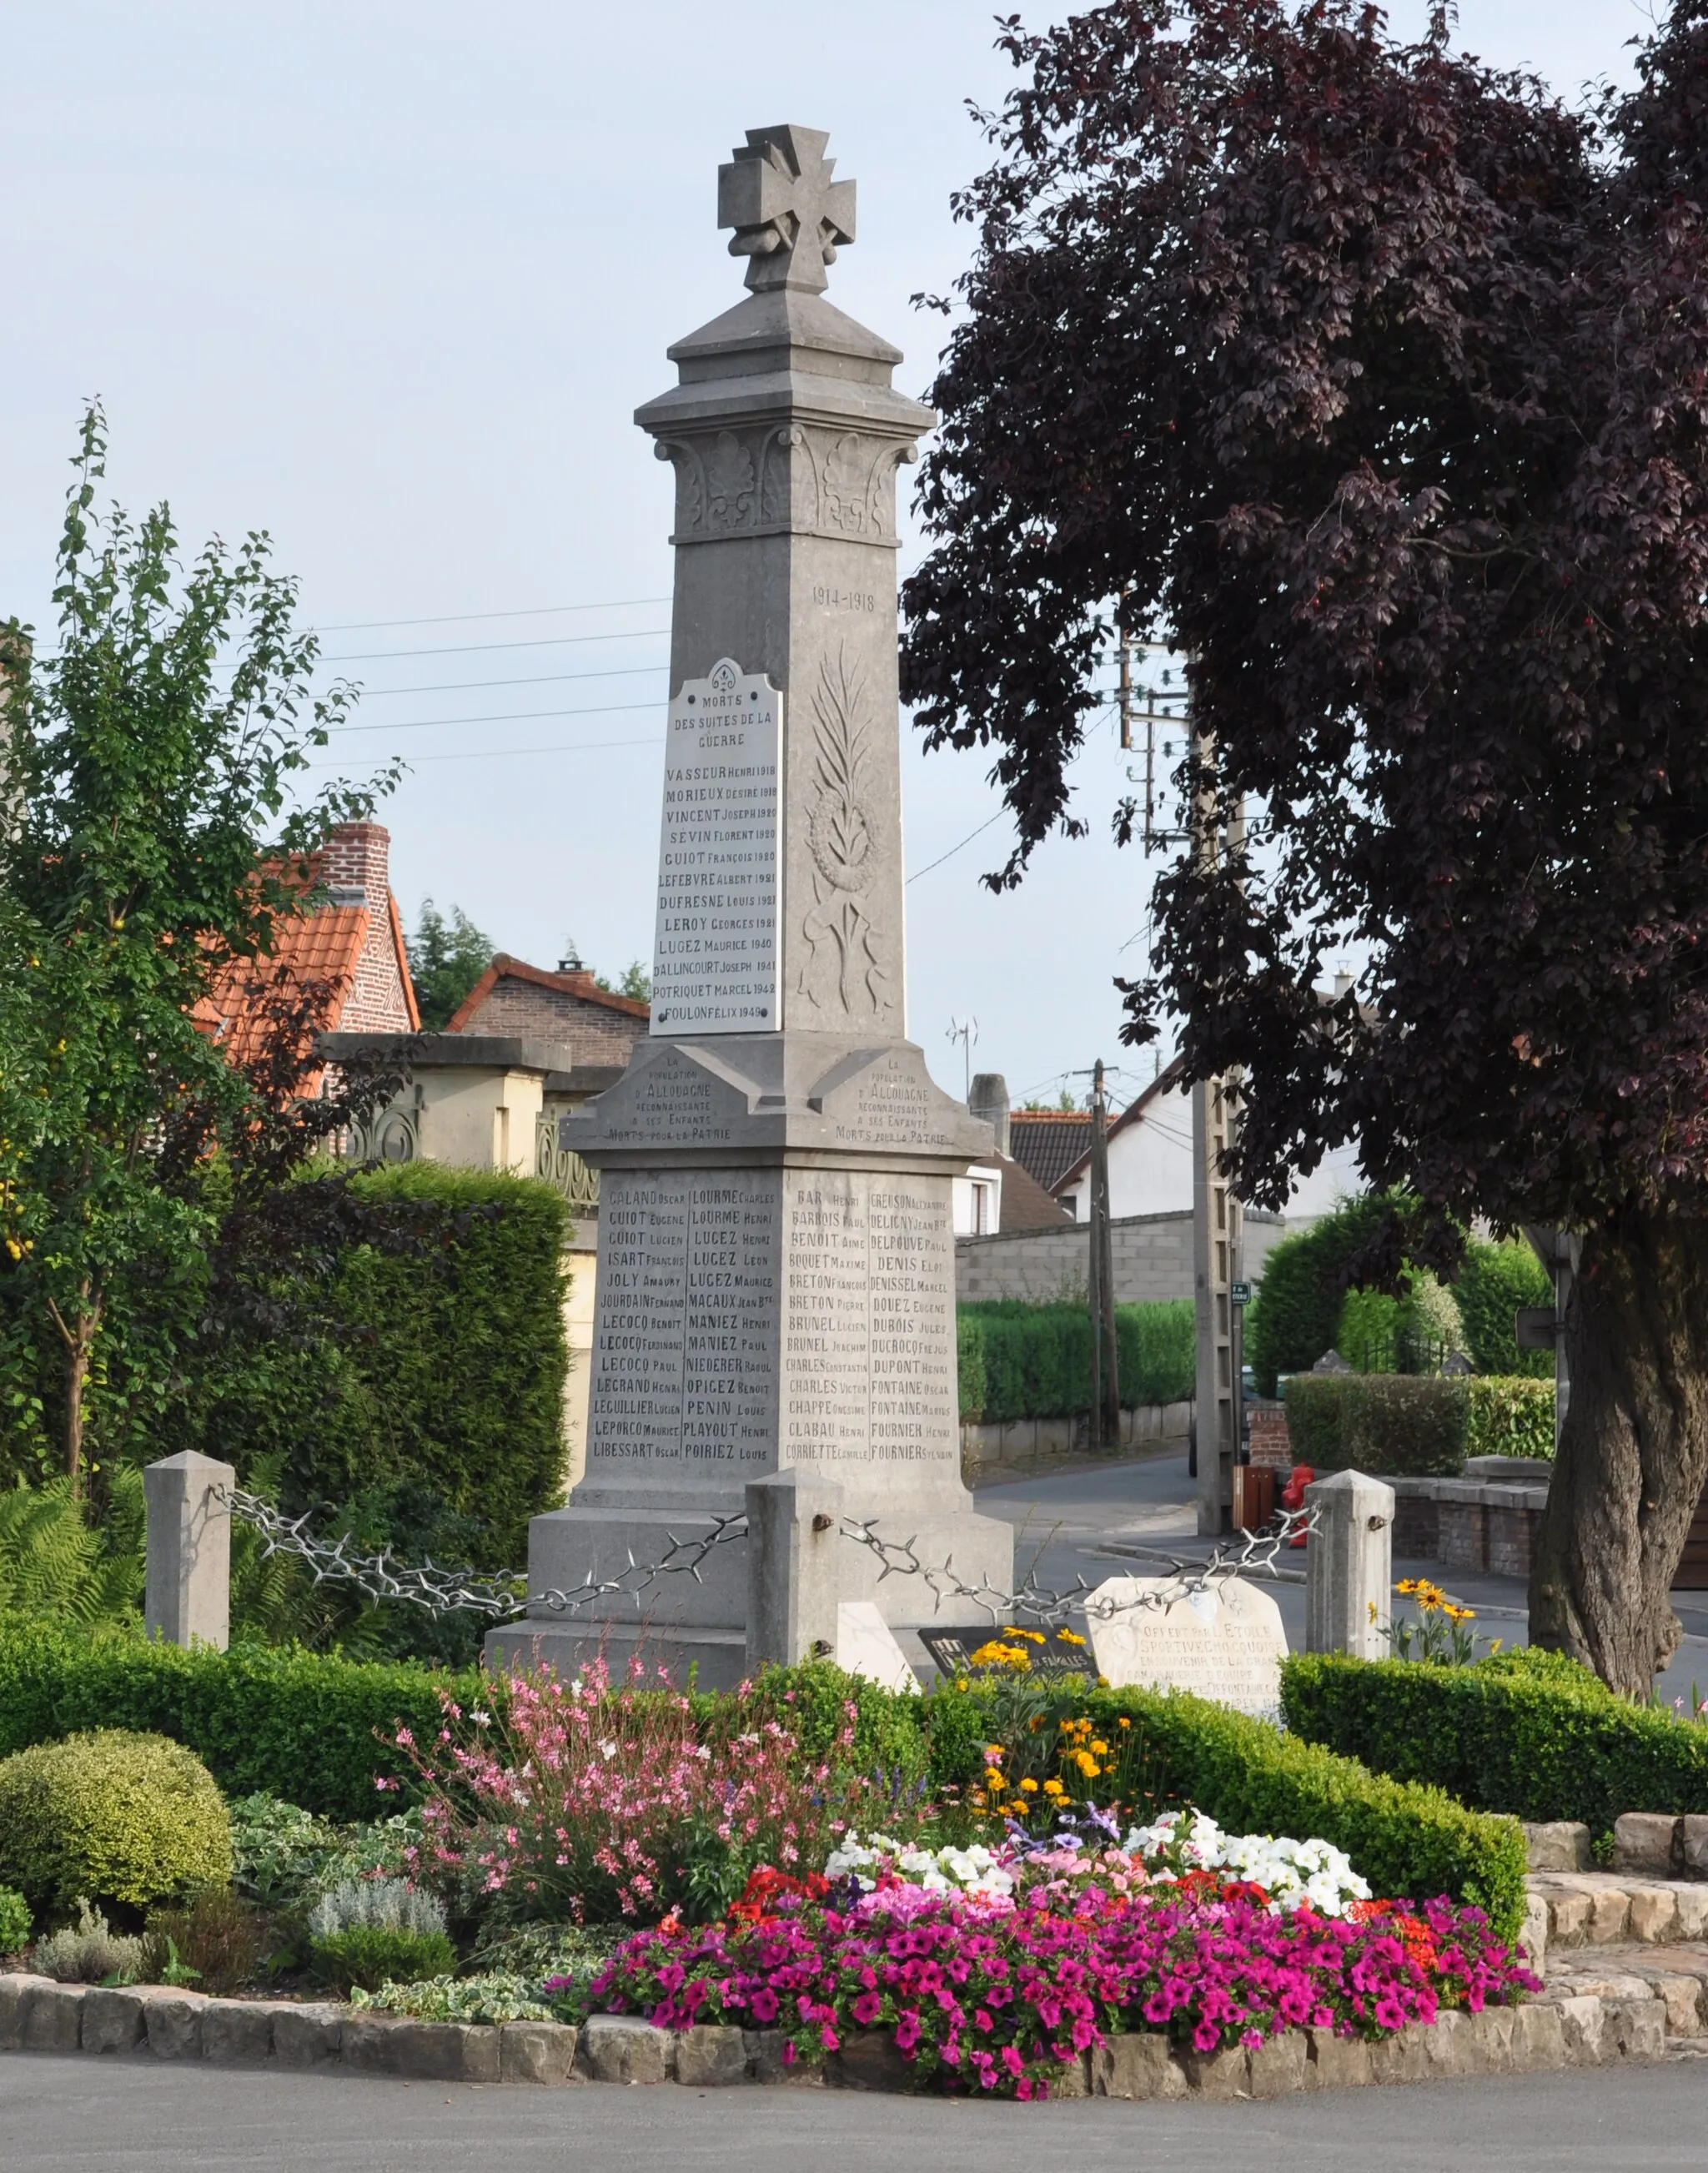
[801,646,888,1015]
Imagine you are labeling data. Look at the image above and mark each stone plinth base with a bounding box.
[485,1498,1016,1687]
[486,1620,751,1693]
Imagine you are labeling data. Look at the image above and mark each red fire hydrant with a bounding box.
[1280,1464,1315,1547]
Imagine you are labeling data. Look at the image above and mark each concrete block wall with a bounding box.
[956,1208,1289,1305]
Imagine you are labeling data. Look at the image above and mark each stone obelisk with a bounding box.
[491,125,1012,1686]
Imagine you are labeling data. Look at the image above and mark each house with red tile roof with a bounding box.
[446,953,648,1068]
[198,821,417,1070]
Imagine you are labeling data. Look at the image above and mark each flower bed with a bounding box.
[575,1879,1534,2100]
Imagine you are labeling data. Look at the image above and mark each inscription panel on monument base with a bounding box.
[651,659,780,1036]
[781,1169,959,1481]
[588,1170,781,1476]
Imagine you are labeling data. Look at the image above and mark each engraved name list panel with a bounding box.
[651,658,780,1034]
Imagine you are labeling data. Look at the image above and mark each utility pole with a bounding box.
[1088,1059,1120,1449]
[1190,726,1244,1537]
[1118,597,1134,752]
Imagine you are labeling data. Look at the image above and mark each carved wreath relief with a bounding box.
[798,646,888,1019]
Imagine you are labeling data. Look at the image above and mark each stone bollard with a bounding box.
[745,1470,845,1673]
[143,1451,235,1649]
[1304,1469,1394,1658]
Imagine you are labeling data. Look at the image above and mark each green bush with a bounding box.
[1281,1373,1552,1475]
[0,1615,475,1821]
[1282,1649,1708,1833]
[310,1924,456,1996]
[956,1300,1194,1422]
[1244,1196,1389,1395]
[1454,1239,1554,1381]
[1464,1377,1555,1461]
[202,1164,572,1567]
[0,1884,29,1953]
[0,1728,233,1914]
[1338,1272,1464,1374]
[923,1679,1526,1939]
[1282,1374,1465,1476]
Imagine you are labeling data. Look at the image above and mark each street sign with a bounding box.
[1230,1280,1252,1306]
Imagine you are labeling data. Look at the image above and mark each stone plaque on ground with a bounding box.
[651,661,781,1034]
[916,1624,1098,1682]
[1085,1576,1288,1719]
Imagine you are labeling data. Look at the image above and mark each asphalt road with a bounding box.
[6,2050,1708,2171]
[975,1448,1708,1706]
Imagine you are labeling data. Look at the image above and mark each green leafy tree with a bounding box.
[0,410,394,1487]
[408,900,494,1030]
[1456,1239,1555,1381]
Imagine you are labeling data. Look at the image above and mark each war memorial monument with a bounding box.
[491,125,1015,1685]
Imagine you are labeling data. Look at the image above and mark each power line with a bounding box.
[354,662,666,701]
[309,730,666,768]
[328,698,662,737]
[322,626,668,664]
[310,594,670,633]
[906,809,1007,884]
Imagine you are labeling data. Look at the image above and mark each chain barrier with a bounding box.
[218,1487,746,1621]
[219,1486,1315,1628]
[835,1505,1319,1626]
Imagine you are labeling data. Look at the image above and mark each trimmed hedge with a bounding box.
[1282,1373,1553,1475]
[925,1678,1527,1939]
[1282,1649,1708,1834]
[957,1300,1194,1423]
[0,1621,1525,1934]
[0,1616,475,1822]
[203,1164,572,1565]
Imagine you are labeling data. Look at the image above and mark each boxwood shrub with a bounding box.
[1282,1648,1708,1833]
[1282,1373,1553,1476]
[924,1678,1527,1939]
[0,1615,474,1822]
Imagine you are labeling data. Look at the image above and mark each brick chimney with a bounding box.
[321,822,391,918]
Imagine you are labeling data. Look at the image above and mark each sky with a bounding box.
[0,0,1650,1149]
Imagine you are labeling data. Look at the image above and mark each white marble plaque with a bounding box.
[651,658,780,1035]
[1086,1576,1288,1719]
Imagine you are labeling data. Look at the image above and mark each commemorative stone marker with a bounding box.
[490,125,1012,1687]
[1085,1577,1289,1720]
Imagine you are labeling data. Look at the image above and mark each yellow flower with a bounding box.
[1117,1717,1131,1730]
[1042,1778,1066,1797]
[1073,1752,1101,1778]
[1019,1778,1039,1793]
[1091,1740,1109,1756]
[1057,1628,1088,1646]
[1444,1603,1476,1623]
[984,1768,1007,1791]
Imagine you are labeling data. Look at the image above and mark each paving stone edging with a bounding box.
[0,1974,1672,2095]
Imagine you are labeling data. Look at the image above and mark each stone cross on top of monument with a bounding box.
[718,124,855,294]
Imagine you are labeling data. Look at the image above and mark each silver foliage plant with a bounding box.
[306,1876,446,1940]
[33,1899,146,1985]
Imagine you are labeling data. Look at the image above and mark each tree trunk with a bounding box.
[58,1281,100,1496]
[1529,1215,1708,1697]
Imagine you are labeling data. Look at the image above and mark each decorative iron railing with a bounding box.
[535,1112,600,1213]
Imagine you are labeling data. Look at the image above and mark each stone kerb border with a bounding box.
[0,1975,1669,2096]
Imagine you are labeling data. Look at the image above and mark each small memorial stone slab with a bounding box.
[1085,1576,1288,1719]
[917,1624,1097,1682]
